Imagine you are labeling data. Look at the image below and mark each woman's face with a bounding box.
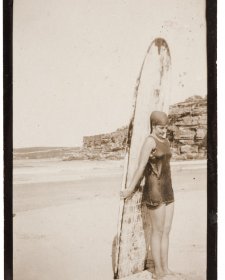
[154,125,168,139]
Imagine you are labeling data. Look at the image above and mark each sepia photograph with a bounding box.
[12,0,210,279]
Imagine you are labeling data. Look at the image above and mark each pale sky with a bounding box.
[13,0,207,148]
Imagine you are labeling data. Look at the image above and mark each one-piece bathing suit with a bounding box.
[142,135,174,209]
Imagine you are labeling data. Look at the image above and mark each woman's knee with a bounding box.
[163,225,171,235]
[152,225,164,236]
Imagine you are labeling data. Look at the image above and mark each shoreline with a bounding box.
[13,157,207,164]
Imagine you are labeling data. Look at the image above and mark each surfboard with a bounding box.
[114,38,171,279]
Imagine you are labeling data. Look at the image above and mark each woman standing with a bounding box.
[120,111,175,280]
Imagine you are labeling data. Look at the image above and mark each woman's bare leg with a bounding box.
[149,204,166,278]
[161,202,174,274]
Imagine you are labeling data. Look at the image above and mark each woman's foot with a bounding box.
[152,270,165,279]
[152,274,167,280]
[162,269,185,279]
[145,258,155,273]
[163,269,176,275]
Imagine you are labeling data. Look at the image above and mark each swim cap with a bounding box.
[150,111,168,126]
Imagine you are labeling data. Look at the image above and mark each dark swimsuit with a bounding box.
[142,135,174,209]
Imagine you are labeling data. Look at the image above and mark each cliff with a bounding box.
[79,95,207,161]
[168,95,207,160]
[13,95,207,161]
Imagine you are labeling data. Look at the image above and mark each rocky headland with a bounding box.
[65,95,207,161]
[14,96,207,161]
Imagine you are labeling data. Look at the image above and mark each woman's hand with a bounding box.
[120,189,134,200]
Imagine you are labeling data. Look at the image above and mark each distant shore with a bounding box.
[13,146,206,161]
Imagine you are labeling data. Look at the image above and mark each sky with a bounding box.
[13,0,207,148]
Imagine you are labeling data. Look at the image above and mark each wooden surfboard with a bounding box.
[114,38,171,279]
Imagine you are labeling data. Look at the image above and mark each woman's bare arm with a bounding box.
[120,136,156,199]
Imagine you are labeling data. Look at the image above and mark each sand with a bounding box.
[13,159,207,280]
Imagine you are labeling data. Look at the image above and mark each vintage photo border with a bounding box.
[4,0,13,279]
[3,0,217,279]
[206,1,217,279]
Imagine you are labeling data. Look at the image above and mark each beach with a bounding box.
[13,159,207,280]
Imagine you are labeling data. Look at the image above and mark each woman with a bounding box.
[120,111,175,280]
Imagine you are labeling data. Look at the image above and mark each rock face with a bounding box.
[81,95,207,160]
[81,127,128,160]
[168,95,207,160]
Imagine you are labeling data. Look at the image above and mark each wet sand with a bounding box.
[13,159,207,280]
